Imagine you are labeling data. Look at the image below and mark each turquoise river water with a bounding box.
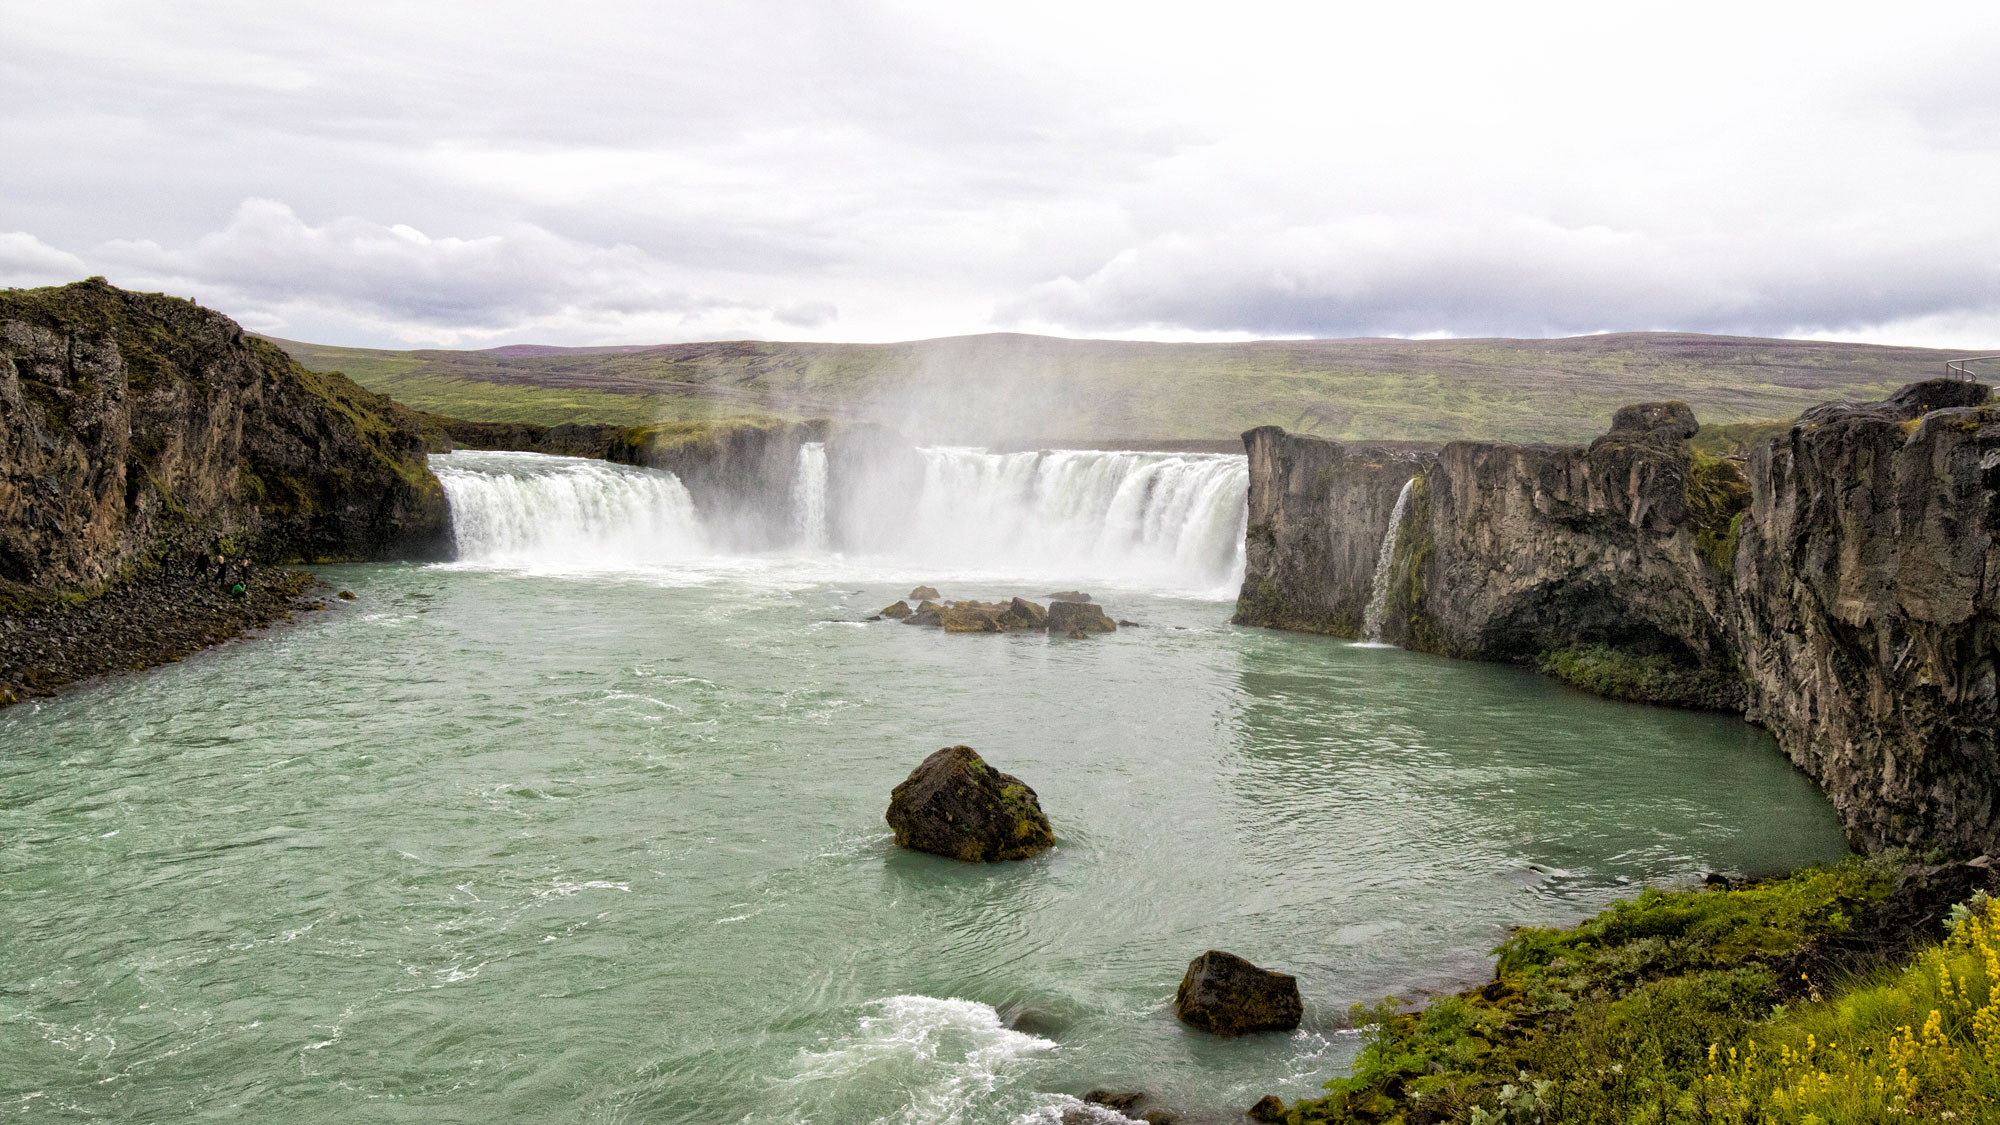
[0,451,1851,1124]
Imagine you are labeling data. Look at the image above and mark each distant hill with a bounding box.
[270,331,1984,445]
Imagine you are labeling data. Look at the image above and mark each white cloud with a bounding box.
[1,1,1997,348]
[0,232,88,288]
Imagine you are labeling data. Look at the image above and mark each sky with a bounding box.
[1,1,1997,350]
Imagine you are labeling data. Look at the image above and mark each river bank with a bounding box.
[0,558,332,708]
[1255,854,2000,1124]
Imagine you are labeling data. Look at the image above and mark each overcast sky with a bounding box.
[2,1,1997,349]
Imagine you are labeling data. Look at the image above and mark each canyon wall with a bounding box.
[1,279,451,597]
[0,280,455,704]
[1239,379,2000,852]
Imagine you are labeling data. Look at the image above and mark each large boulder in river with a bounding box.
[1048,599,1116,634]
[886,746,1055,862]
[880,600,913,620]
[905,599,943,626]
[1173,951,1302,1036]
[909,585,941,601]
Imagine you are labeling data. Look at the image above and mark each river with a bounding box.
[0,450,1849,1123]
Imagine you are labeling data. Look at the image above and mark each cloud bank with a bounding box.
[1,1,1996,348]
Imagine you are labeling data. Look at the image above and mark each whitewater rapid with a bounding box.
[430,445,1250,595]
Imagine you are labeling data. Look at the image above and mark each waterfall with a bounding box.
[896,448,1249,592]
[430,450,706,568]
[791,442,829,551]
[1361,477,1417,642]
[426,446,1250,596]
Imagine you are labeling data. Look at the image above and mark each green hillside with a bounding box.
[270,331,1983,444]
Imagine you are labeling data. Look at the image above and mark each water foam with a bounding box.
[765,995,1054,1125]
[431,450,706,570]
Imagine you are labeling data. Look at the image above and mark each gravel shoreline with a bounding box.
[0,557,330,709]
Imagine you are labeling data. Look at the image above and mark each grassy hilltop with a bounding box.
[271,331,1983,445]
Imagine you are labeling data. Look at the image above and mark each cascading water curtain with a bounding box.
[430,450,708,568]
[899,449,1248,591]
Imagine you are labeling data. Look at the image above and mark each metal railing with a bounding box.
[1946,355,2000,381]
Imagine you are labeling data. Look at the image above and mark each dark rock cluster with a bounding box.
[876,588,1119,636]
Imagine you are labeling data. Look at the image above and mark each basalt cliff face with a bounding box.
[1,280,452,701]
[1238,379,2000,852]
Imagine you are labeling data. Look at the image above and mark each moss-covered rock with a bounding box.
[1047,599,1116,634]
[885,745,1055,862]
[1173,950,1303,1037]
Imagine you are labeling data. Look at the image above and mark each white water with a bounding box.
[1361,477,1417,642]
[432,450,707,569]
[431,446,1250,596]
[757,995,1056,1125]
[897,448,1249,594]
[792,441,830,552]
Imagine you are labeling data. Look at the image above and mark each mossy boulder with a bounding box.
[879,600,912,619]
[885,746,1055,862]
[1047,599,1116,634]
[1045,590,1092,602]
[1173,951,1302,1036]
[904,599,943,626]
[908,585,941,600]
[1002,597,1048,630]
[939,603,1004,633]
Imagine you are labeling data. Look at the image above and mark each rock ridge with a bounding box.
[1235,378,2000,852]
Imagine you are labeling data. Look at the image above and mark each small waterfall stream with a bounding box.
[791,442,829,552]
[1361,477,1417,642]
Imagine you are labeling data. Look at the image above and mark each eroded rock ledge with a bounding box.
[1235,379,2000,852]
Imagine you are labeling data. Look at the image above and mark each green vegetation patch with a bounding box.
[268,333,1948,442]
[1279,857,1938,1124]
[1686,450,1752,573]
[1538,644,1742,711]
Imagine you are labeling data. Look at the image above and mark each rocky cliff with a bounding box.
[1238,379,2000,852]
[1735,381,1999,852]
[1233,428,1430,636]
[1,279,452,701]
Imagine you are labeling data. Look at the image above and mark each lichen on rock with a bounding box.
[885,745,1055,862]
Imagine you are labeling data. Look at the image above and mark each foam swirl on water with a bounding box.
[758,995,1054,1125]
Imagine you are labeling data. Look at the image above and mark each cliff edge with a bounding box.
[1,279,452,702]
[1237,379,1999,852]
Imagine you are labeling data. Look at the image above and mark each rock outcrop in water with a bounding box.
[1047,599,1116,635]
[893,594,1116,636]
[886,745,1056,862]
[0,280,452,703]
[1173,950,1303,1036]
[1235,378,2000,852]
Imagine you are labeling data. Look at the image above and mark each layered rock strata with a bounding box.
[1236,380,2000,852]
